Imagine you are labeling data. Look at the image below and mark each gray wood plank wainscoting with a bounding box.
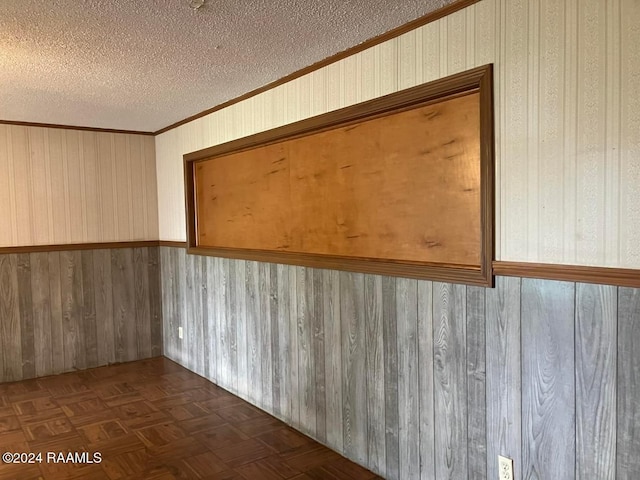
[160,246,640,480]
[0,247,163,383]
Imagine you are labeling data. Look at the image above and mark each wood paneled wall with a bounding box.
[0,247,162,383]
[0,124,158,247]
[155,0,640,268]
[161,246,640,480]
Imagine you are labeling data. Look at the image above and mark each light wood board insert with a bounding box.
[186,65,494,286]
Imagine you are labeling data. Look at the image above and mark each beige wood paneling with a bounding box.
[155,0,640,269]
[0,125,159,247]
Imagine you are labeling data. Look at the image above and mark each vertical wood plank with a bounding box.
[619,0,640,265]
[10,126,34,245]
[80,131,99,242]
[96,132,116,242]
[93,249,114,366]
[562,0,579,264]
[81,250,98,369]
[48,252,65,374]
[127,136,146,240]
[324,268,343,451]
[288,265,299,427]
[341,271,367,464]
[312,268,326,442]
[364,274,385,474]
[200,256,211,382]
[113,134,132,239]
[235,259,248,398]
[111,248,136,363]
[202,256,213,381]
[299,267,316,435]
[148,247,163,357]
[246,260,262,406]
[198,255,208,376]
[433,282,467,480]
[538,0,567,262]
[521,279,575,480]
[143,137,159,239]
[269,263,281,416]
[486,276,522,480]
[501,0,530,260]
[617,287,640,478]
[383,275,399,479]
[65,130,84,242]
[174,247,187,366]
[466,285,486,480]
[260,262,273,413]
[30,252,52,377]
[219,257,232,390]
[60,250,85,371]
[17,253,35,379]
[397,278,419,480]
[213,256,227,387]
[575,283,616,480]
[417,280,435,480]
[186,252,205,375]
[159,248,171,359]
[227,259,242,395]
[184,252,197,372]
[276,263,292,420]
[133,248,152,360]
[575,0,607,265]
[0,126,14,246]
[0,255,22,382]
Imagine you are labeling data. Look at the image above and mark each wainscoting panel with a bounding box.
[160,246,640,480]
[0,247,162,384]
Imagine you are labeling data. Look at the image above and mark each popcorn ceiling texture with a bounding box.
[0,0,455,132]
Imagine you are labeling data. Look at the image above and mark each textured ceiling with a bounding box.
[0,0,456,132]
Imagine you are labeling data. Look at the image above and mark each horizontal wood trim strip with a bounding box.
[493,261,640,288]
[0,119,154,136]
[7,246,636,288]
[154,0,481,135]
[187,246,491,287]
[0,241,160,254]
[158,241,188,248]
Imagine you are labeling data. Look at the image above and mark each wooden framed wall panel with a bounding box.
[185,65,494,286]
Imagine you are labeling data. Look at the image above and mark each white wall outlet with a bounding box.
[498,455,514,480]
[178,326,183,339]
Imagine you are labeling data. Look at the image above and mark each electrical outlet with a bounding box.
[498,455,513,480]
[178,326,183,339]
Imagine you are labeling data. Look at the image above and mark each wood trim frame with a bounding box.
[184,65,495,287]
[155,0,481,135]
[493,261,640,288]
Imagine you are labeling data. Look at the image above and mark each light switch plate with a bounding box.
[178,326,183,339]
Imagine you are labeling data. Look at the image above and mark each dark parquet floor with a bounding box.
[0,357,382,480]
